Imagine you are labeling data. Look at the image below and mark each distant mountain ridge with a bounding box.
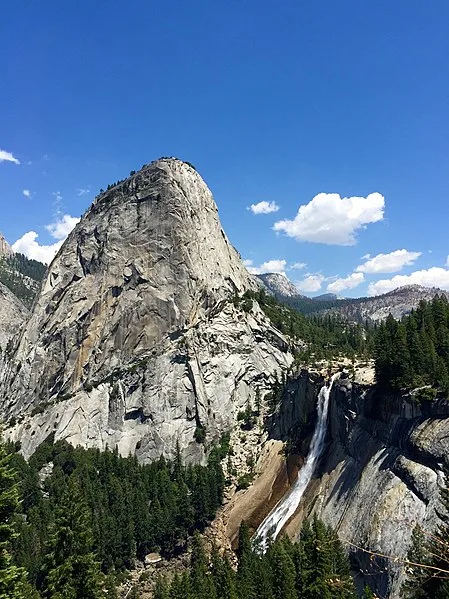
[323,284,449,324]
[256,271,449,322]
[255,272,301,298]
[314,292,342,301]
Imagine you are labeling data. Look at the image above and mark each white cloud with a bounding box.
[368,267,449,296]
[273,192,384,245]
[22,189,31,198]
[356,249,421,274]
[290,262,307,270]
[12,214,80,265]
[296,274,325,293]
[327,272,364,293]
[12,232,63,265]
[77,188,90,196]
[244,258,287,275]
[0,149,20,164]
[248,201,280,215]
[45,214,80,240]
[446,255,449,267]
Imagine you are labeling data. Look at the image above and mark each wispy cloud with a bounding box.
[0,149,20,164]
[273,192,385,245]
[12,214,80,265]
[368,267,449,296]
[243,258,287,275]
[77,187,90,196]
[248,201,280,215]
[22,189,31,198]
[296,274,325,293]
[327,272,364,293]
[290,262,306,270]
[356,249,421,274]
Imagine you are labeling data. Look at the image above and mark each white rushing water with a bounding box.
[254,372,340,551]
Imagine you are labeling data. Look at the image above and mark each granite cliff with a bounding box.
[0,233,13,258]
[0,281,28,351]
[260,371,449,597]
[0,158,293,462]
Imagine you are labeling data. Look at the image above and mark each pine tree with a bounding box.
[362,586,375,598]
[210,544,237,599]
[266,539,296,599]
[236,522,257,599]
[154,576,170,599]
[189,533,216,599]
[0,441,30,598]
[40,477,106,598]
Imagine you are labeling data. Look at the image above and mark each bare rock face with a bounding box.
[322,284,449,324]
[0,282,28,351]
[1,159,293,461]
[308,379,449,597]
[265,373,449,597]
[0,233,13,259]
[256,273,301,298]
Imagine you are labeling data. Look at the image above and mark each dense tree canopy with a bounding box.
[374,296,449,394]
[237,290,373,360]
[3,436,227,595]
[156,518,358,599]
[0,253,46,307]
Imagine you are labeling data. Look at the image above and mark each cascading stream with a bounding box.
[254,372,340,551]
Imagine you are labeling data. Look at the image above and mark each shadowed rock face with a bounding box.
[316,381,449,597]
[271,374,449,597]
[1,158,293,462]
[0,282,28,351]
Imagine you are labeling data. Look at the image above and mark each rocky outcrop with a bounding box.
[7,299,293,462]
[0,233,12,258]
[271,374,449,597]
[256,273,301,298]
[315,380,449,596]
[320,284,449,324]
[1,159,293,461]
[0,281,28,351]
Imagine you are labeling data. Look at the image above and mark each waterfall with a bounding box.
[254,372,339,551]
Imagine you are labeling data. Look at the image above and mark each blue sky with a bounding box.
[1,0,448,297]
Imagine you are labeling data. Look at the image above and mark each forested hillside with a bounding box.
[155,519,360,599]
[1,436,227,596]
[239,290,373,360]
[374,296,449,394]
[0,253,46,307]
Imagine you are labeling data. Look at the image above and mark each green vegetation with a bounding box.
[236,290,373,361]
[97,158,196,198]
[374,296,449,394]
[1,436,226,596]
[0,253,46,307]
[156,518,358,599]
[0,442,31,597]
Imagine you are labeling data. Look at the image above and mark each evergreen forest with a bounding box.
[155,519,360,599]
[0,253,46,307]
[237,290,373,360]
[0,436,227,597]
[374,296,449,395]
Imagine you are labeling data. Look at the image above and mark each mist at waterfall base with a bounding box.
[254,373,340,551]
